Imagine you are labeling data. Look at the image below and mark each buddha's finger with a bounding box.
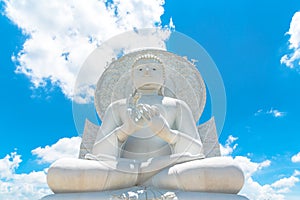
[143,104,155,117]
[139,106,152,121]
[151,105,160,116]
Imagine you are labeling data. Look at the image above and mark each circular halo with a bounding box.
[95,49,206,121]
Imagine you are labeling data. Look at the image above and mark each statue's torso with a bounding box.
[117,96,178,161]
[121,133,172,161]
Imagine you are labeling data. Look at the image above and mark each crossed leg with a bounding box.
[142,157,244,194]
[48,157,244,194]
[47,158,139,193]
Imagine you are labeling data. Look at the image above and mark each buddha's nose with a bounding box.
[144,67,150,76]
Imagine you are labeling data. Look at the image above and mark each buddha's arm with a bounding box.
[92,102,134,158]
[92,128,124,158]
[154,100,204,156]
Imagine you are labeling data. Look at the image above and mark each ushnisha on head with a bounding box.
[131,54,166,93]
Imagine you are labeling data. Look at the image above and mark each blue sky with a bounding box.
[1,0,300,199]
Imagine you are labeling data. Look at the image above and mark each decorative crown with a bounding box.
[132,54,163,68]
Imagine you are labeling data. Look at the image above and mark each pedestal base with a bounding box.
[41,187,249,200]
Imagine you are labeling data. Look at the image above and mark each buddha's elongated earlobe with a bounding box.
[131,88,137,98]
[160,86,165,96]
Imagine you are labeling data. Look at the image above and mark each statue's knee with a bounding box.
[149,158,244,193]
[47,158,139,193]
[47,158,111,193]
[174,158,244,193]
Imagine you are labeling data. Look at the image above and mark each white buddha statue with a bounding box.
[46,50,245,197]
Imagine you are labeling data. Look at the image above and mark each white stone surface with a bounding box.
[78,120,99,159]
[47,157,244,194]
[198,117,221,157]
[42,187,249,200]
[79,117,221,159]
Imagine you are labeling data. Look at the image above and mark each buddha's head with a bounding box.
[132,54,165,92]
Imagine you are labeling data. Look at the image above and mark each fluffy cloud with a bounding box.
[294,170,300,176]
[236,156,299,199]
[0,152,21,179]
[0,152,50,200]
[32,137,81,164]
[271,176,299,192]
[237,156,300,200]
[241,177,285,200]
[234,156,271,179]
[0,137,84,199]
[281,12,300,69]
[291,152,300,163]
[255,108,286,118]
[221,135,299,200]
[3,0,172,103]
[220,135,238,156]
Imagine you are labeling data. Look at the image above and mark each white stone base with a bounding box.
[41,187,249,200]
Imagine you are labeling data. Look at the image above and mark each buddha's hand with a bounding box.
[139,105,171,135]
[126,92,152,130]
[117,106,146,141]
[127,103,153,128]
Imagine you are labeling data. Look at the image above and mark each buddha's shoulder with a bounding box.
[107,99,127,110]
[162,96,188,107]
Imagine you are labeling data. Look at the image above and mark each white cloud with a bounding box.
[254,108,286,118]
[291,152,300,163]
[0,137,84,199]
[271,176,300,191]
[281,12,300,69]
[294,170,300,176]
[0,152,51,200]
[0,152,21,179]
[32,136,81,164]
[234,156,271,179]
[236,155,300,200]
[266,108,286,118]
[3,0,172,103]
[219,135,300,200]
[220,135,238,156]
[241,177,285,200]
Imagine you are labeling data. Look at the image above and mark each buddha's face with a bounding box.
[132,62,164,91]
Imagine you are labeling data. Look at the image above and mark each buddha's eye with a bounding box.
[139,68,143,71]
[152,68,156,71]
